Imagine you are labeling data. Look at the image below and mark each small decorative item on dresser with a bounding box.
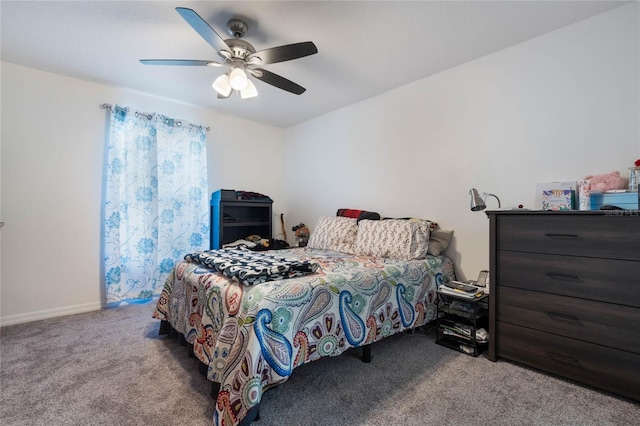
[534,181,577,210]
[577,180,591,211]
[629,161,640,192]
[584,171,625,193]
[542,189,575,211]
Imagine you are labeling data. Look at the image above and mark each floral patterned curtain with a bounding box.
[103,105,209,306]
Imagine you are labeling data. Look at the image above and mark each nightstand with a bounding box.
[436,290,489,357]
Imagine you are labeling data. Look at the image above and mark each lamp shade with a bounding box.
[229,67,248,90]
[470,188,487,211]
[212,74,232,97]
[240,79,258,99]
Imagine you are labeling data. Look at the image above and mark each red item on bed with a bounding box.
[336,208,381,222]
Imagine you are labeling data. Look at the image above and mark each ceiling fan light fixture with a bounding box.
[229,67,248,90]
[218,50,233,60]
[141,9,318,98]
[240,79,258,99]
[212,74,232,97]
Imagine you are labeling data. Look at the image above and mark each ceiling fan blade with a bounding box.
[175,7,230,54]
[247,42,318,65]
[253,68,306,95]
[140,59,222,67]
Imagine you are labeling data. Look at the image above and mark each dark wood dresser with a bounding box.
[486,210,640,401]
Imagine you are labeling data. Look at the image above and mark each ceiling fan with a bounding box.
[140,7,318,99]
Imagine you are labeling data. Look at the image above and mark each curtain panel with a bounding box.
[103,105,209,306]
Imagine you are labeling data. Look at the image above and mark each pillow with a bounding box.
[427,229,453,256]
[307,216,359,254]
[383,217,438,231]
[336,208,381,223]
[353,219,431,260]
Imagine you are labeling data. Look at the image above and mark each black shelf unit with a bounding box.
[436,290,489,357]
[210,190,273,249]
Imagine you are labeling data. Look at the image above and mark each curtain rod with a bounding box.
[100,103,210,132]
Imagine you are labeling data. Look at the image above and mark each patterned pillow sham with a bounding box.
[307,216,359,254]
[353,219,431,260]
[383,217,438,231]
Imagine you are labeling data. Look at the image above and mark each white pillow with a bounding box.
[307,216,358,254]
[353,219,431,260]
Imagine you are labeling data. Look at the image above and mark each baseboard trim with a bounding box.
[0,301,102,327]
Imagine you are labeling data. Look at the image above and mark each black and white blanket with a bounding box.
[184,249,319,286]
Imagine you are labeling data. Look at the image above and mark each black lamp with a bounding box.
[469,188,501,211]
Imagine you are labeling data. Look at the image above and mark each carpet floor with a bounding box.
[1,301,638,425]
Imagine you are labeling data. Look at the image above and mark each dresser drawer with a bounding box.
[497,287,640,353]
[497,215,640,261]
[497,321,640,401]
[497,251,640,307]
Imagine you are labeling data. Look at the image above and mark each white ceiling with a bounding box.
[1,1,629,128]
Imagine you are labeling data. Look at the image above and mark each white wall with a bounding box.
[284,3,640,281]
[0,62,286,325]
[2,3,638,325]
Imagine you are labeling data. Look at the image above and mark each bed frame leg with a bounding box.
[188,343,196,358]
[239,403,260,425]
[210,381,221,399]
[158,320,171,335]
[362,344,372,363]
[178,333,188,347]
[198,362,208,376]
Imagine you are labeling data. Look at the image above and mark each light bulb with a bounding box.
[212,74,231,97]
[229,68,248,90]
[240,79,258,99]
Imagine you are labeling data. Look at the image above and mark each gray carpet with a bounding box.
[1,302,638,426]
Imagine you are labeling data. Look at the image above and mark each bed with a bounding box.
[152,215,456,426]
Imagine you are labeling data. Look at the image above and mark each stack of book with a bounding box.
[440,320,474,340]
[439,321,489,344]
[439,281,484,298]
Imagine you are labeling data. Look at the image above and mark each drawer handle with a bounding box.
[545,272,579,280]
[545,233,579,238]
[546,311,579,322]
[546,351,582,367]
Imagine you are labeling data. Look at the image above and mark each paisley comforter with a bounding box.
[153,247,455,426]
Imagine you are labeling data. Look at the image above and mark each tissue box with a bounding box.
[590,192,639,210]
